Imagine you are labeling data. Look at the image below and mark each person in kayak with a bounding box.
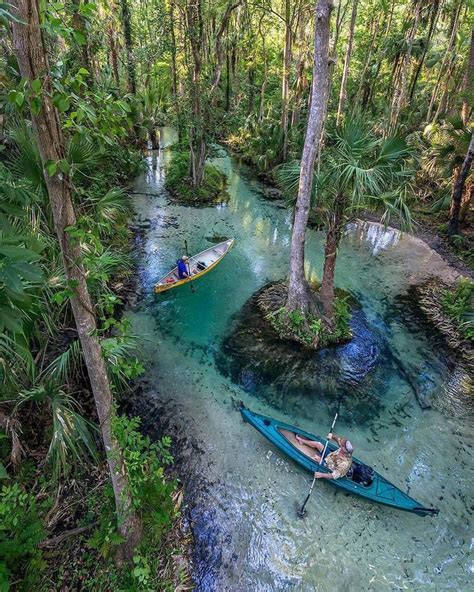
[177,255,192,279]
[295,432,353,480]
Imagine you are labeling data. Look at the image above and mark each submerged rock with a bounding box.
[216,285,396,424]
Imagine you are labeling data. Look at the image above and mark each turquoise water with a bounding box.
[127,129,473,591]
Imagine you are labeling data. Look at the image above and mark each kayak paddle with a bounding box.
[297,409,339,518]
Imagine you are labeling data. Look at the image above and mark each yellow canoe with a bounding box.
[154,238,235,294]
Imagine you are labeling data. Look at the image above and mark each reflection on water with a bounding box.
[127,129,473,591]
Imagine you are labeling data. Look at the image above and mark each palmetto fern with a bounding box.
[13,383,98,480]
[277,118,415,229]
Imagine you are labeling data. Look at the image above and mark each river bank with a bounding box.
[126,131,473,590]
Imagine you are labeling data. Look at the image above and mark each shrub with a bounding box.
[0,483,45,590]
[266,295,352,349]
[441,279,474,341]
[165,150,227,203]
[113,415,176,544]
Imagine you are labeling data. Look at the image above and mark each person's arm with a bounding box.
[314,471,335,480]
[327,432,344,447]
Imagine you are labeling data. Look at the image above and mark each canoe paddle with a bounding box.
[297,408,339,518]
[184,239,195,293]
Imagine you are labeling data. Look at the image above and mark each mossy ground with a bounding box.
[165,150,228,204]
[257,282,352,350]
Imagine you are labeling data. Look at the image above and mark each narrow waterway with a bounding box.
[127,129,473,591]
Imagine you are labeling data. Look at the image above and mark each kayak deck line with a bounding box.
[154,238,235,294]
[240,405,439,517]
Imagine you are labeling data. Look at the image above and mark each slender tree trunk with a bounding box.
[365,0,394,108]
[408,1,440,101]
[286,0,333,314]
[427,0,462,122]
[186,0,205,187]
[258,14,268,121]
[353,12,379,108]
[120,0,136,94]
[389,1,420,132]
[108,26,120,89]
[225,47,231,111]
[336,0,358,125]
[459,178,474,222]
[461,29,474,124]
[432,55,456,123]
[328,0,350,93]
[71,0,92,77]
[169,0,183,142]
[281,0,292,161]
[448,132,474,236]
[319,193,346,328]
[10,0,142,561]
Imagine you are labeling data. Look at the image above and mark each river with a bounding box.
[126,128,473,591]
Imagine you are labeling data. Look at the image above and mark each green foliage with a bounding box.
[440,279,474,341]
[113,415,175,542]
[13,384,98,480]
[267,292,352,349]
[0,483,45,591]
[166,150,228,203]
[277,118,415,230]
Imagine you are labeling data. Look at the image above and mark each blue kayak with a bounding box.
[241,406,439,517]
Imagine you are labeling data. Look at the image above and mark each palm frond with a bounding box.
[42,339,83,383]
[48,390,98,480]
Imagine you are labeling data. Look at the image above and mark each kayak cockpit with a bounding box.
[278,428,374,488]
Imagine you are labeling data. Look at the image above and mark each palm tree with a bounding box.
[421,118,473,227]
[278,118,414,330]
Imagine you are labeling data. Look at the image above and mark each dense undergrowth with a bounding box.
[0,74,187,590]
[165,148,228,204]
[267,296,352,349]
[440,279,474,341]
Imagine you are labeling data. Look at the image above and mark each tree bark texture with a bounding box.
[461,29,474,124]
[336,0,358,125]
[10,0,142,561]
[281,0,292,161]
[286,0,333,314]
[448,132,474,236]
[319,193,346,328]
[389,1,420,132]
[120,0,137,94]
[427,0,462,122]
[108,25,120,89]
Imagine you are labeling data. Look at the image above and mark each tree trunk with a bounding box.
[108,26,120,89]
[169,0,183,142]
[120,0,136,94]
[281,0,292,161]
[286,0,333,314]
[10,0,142,562]
[448,132,474,236]
[258,14,268,121]
[389,1,420,132]
[71,0,92,77]
[408,1,440,101]
[461,29,474,124]
[336,0,358,126]
[459,178,474,222]
[149,127,160,150]
[319,193,346,328]
[225,47,231,112]
[427,0,462,122]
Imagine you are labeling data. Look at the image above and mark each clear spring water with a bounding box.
[126,129,473,591]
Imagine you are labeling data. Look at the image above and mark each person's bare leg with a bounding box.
[295,435,324,462]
